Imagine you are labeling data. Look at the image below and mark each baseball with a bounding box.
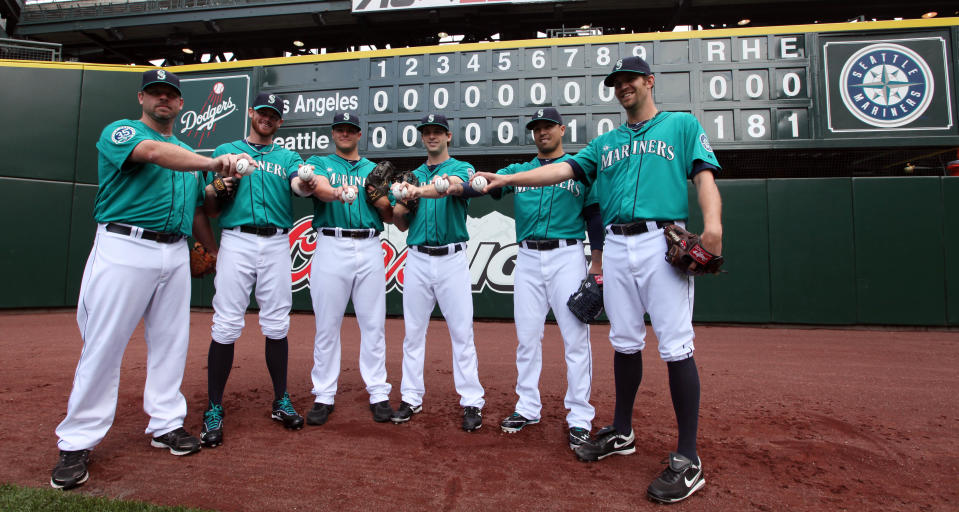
[298,165,314,181]
[392,183,407,200]
[236,158,252,176]
[471,175,488,193]
[342,187,357,202]
[434,177,449,194]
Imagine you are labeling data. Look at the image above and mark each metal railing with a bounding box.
[0,37,62,60]
[21,0,318,21]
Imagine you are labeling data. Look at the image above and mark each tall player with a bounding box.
[52,70,247,489]
[475,57,723,504]
[301,112,395,426]
[391,114,485,432]
[199,92,316,448]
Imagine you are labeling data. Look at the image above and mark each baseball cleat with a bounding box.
[462,406,482,432]
[500,412,539,433]
[567,427,591,450]
[646,452,706,504]
[200,403,224,448]
[50,449,90,490]
[306,402,334,426]
[151,427,201,456]
[272,392,305,430]
[370,400,394,423]
[390,401,422,424]
[573,425,635,462]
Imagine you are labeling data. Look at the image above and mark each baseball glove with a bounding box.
[567,274,604,324]
[211,175,236,201]
[189,242,217,278]
[663,224,725,276]
[365,160,399,205]
[395,170,419,215]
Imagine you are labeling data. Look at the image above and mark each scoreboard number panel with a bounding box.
[264,23,956,156]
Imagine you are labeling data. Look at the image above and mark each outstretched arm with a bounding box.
[693,170,722,255]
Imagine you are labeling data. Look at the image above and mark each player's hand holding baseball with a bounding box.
[334,185,358,204]
[296,164,317,192]
[472,171,503,193]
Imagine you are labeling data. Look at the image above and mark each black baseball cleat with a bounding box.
[646,452,706,504]
[151,427,201,456]
[462,406,482,432]
[306,402,334,426]
[573,425,635,462]
[200,403,224,448]
[370,400,394,423]
[272,392,305,430]
[390,401,422,424]
[568,427,591,450]
[500,412,539,433]
[50,449,90,490]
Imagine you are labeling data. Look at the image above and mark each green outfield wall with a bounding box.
[2,47,958,326]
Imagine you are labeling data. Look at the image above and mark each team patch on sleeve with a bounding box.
[111,125,137,144]
[699,133,713,153]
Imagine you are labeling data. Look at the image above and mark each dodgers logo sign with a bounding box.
[839,43,932,128]
[177,74,251,152]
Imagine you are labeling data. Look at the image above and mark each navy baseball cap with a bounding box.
[331,112,361,129]
[252,92,284,118]
[526,107,563,130]
[141,69,181,95]
[417,113,450,132]
[603,56,653,87]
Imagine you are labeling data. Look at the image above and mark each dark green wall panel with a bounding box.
[768,179,856,324]
[853,178,945,325]
[689,179,771,323]
[75,70,144,185]
[944,178,959,325]
[64,184,98,306]
[0,178,74,307]
[0,67,81,181]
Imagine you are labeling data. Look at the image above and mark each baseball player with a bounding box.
[52,69,248,490]
[391,113,485,432]
[301,112,394,426]
[199,92,315,448]
[445,107,603,448]
[476,56,722,504]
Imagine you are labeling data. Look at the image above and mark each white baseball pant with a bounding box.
[603,222,695,361]
[211,228,292,345]
[308,231,391,404]
[513,241,594,430]
[57,224,191,451]
[399,244,485,409]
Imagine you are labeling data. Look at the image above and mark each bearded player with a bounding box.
[52,70,248,490]
[198,92,318,448]
[476,56,722,504]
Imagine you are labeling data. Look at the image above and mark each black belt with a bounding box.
[237,225,289,236]
[105,223,183,244]
[608,221,674,236]
[320,228,379,239]
[521,238,580,251]
[412,243,465,256]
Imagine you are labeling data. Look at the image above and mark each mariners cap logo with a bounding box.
[111,125,136,144]
[268,94,276,104]
[157,70,166,80]
[344,113,350,120]
[838,42,934,128]
[537,109,544,117]
[615,59,623,70]
[428,114,434,122]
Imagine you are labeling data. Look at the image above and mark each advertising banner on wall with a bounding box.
[176,75,250,152]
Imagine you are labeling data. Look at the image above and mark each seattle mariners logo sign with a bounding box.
[838,43,932,128]
[823,36,952,133]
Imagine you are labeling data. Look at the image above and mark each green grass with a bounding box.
[0,483,214,512]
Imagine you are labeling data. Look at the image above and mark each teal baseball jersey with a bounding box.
[570,111,720,225]
[406,158,473,246]
[494,154,595,242]
[94,119,205,236]
[306,154,385,232]
[211,140,303,229]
